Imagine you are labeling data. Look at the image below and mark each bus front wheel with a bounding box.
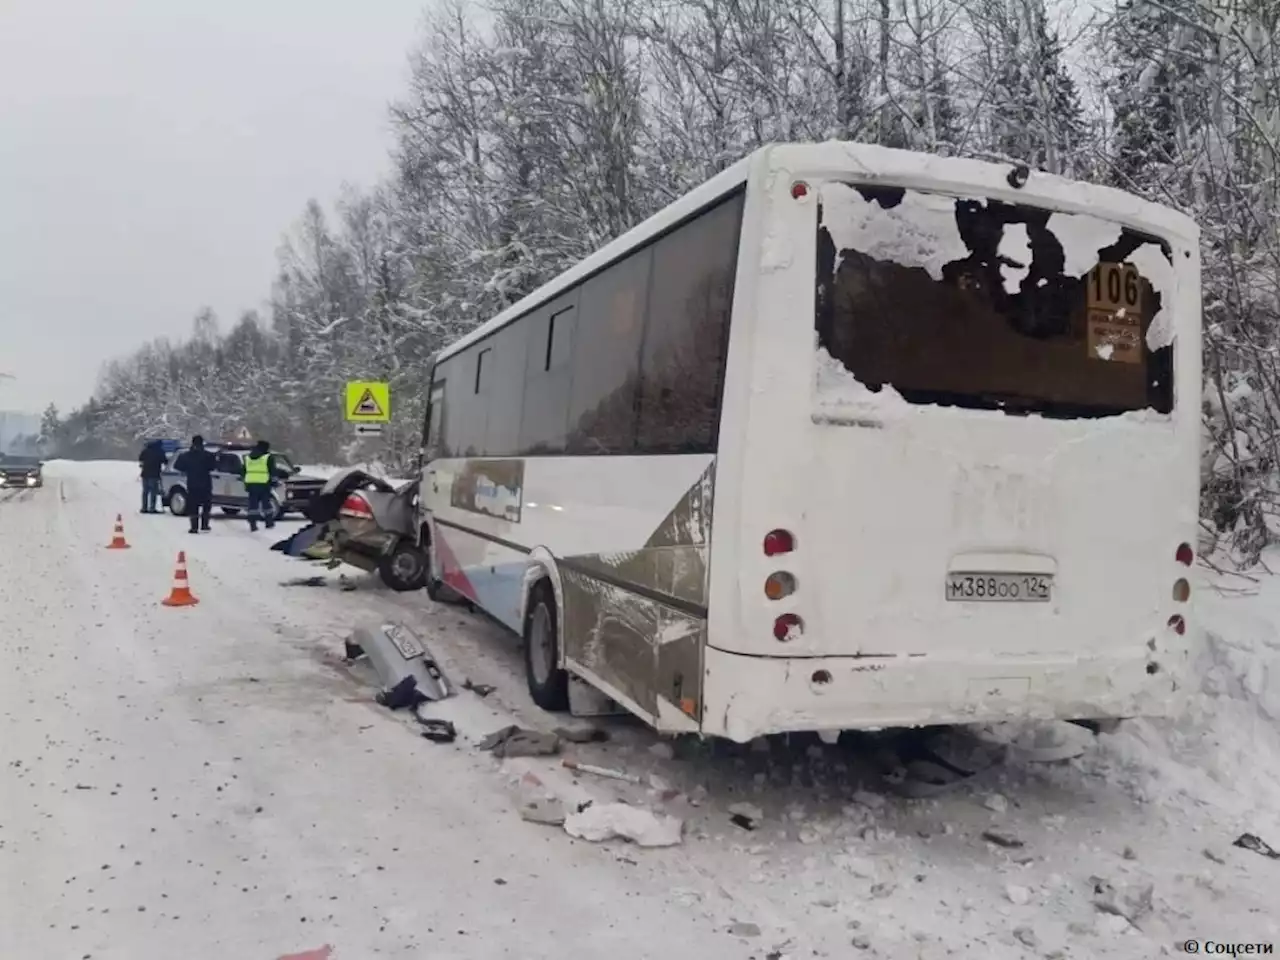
[523,583,569,712]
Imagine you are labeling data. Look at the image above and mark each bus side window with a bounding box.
[424,382,445,460]
[519,296,578,455]
[566,251,650,455]
[637,192,745,453]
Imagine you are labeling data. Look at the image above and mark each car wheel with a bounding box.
[168,488,188,516]
[378,540,429,592]
[221,507,241,516]
[523,582,569,712]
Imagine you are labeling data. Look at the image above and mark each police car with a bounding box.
[160,442,324,520]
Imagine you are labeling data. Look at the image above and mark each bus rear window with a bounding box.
[815,183,1175,418]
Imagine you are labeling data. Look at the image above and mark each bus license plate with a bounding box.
[946,573,1051,602]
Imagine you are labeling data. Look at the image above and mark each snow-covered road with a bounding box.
[3,461,1280,960]
[0,463,745,959]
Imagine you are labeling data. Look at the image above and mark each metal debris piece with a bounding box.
[418,718,457,743]
[462,678,496,698]
[981,829,1025,849]
[281,576,328,588]
[478,725,560,758]
[1233,832,1280,859]
[351,620,454,705]
[562,759,642,784]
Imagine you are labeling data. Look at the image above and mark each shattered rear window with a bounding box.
[815,183,1174,419]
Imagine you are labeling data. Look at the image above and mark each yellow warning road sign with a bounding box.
[345,381,390,423]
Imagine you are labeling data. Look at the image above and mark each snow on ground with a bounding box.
[3,460,1279,959]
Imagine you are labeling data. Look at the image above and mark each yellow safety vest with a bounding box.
[244,454,270,485]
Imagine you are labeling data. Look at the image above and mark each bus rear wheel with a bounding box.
[524,583,569,712]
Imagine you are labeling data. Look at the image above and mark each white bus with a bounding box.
[418,142,1201,743]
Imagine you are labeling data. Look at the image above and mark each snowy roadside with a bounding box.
[15,461,1280,959]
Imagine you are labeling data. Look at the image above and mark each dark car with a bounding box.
[0,455,43,489]
[160,442,324,519]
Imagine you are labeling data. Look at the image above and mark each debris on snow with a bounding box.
[1012,925,1039,949]
[851,934,872,950]
[728,802,764,830]
[515,773,571,827]
[727,922,762,938]
[648,741,676,760]
[564,803,683,848]
[1202,847,1227,865]
[478,725,560,758]
[554,724,608,744]
[353,620,454,704]
[869,881,897,899]
[462,678,496,698]
[417,718,457,743]
[375,675,427,711]
[1091,877,1154,926]
[687,785,708,807]
[281,576,328,588]
[562,759,642,784]
[984,794,1010,814]
[1233,832,1280,860]
[981,829,1025,849]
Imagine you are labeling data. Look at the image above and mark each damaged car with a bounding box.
[271,467,442,592]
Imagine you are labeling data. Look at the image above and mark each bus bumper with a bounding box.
[698,642,1189,743]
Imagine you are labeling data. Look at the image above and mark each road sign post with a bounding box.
[345,381,391,424]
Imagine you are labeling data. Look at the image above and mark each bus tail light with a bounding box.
[764,572,796,600]
[791,181,810,199]
[1172,578,1190,602]
[773,613,803,641]
[1168,614,1186,635]
[1176,543,1194,566]
[764,529,795,556]
[340,494,374,520]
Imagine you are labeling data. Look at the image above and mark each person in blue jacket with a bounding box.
[137,440,167,514]
[173,435,218,534]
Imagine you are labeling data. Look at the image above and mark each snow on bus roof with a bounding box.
[436,141,1199,362]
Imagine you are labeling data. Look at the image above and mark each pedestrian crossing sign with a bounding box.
[345,381,391,423]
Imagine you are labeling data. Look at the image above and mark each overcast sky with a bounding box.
[0,0,428,415]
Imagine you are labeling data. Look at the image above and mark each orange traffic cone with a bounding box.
[161,551,199,607]
[106,514,130,549]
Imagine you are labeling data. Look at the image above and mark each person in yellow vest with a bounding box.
[241,440,286,532]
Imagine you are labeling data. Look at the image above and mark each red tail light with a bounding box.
[773,613,803,642]
[1176,543,1194,566]
[1168,614,1186,635]
[764,529,795,556]
[340,494,374,520]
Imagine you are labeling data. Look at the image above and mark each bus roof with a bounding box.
[436,141,1199,363]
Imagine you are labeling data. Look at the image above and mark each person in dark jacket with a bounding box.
[173,435,218,533]
[239,439,289,532]
[137,440,167,514]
